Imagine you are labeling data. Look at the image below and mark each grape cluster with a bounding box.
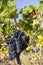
[5,29,29,65]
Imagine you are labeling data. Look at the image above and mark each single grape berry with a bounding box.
[0,43,2,48]
[25,36,29,43]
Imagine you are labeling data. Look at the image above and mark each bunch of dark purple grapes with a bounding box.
[5,29,29,65]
